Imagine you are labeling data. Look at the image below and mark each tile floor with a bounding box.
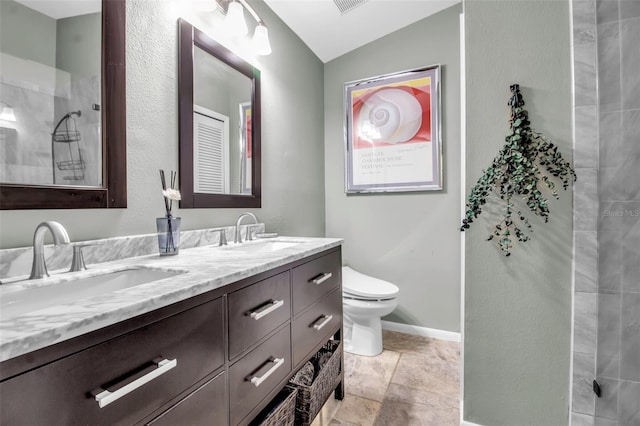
[311,330,461,426]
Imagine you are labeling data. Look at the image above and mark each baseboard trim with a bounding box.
[460,421,484,426]
[381,320,461,343]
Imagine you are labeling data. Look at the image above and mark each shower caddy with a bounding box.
[52,110,85,182]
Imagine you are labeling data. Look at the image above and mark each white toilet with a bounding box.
[342,266,399,357]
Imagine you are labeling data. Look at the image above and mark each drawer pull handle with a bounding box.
[312,315,333,331]
[94,358,177,408]
[249,357,285,387]
[312,272,333,285]
[249,299,284,320]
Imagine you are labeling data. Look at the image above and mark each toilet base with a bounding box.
[343,313,383,357]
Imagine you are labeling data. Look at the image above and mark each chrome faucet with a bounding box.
[234,212,258,243]
[30,221,71,279]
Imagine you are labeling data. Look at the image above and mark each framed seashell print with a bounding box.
[344,65,442,193]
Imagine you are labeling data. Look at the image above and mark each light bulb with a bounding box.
[252,24,271,56]
[224,1,248,38]
[0,107,16,122]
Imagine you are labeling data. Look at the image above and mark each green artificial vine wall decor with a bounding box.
[461,84,576,256]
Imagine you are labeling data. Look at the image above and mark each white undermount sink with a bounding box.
[0,268,184,320]
[224,240,302,253]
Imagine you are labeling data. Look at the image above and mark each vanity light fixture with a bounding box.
[225,1,248,37]
[0,104,16,122]
[216,0,272,55]
[0,102,17,130]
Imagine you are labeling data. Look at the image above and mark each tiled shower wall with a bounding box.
[572,0,640,425]
[0,76,101,186]
[572,0,600,422]
[52,76,102,186]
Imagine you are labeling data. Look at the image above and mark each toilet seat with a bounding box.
[342,266,399,301]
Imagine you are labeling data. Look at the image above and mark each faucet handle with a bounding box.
[212,229,228,246]
[246,224,260,241]
[70,244,95,272]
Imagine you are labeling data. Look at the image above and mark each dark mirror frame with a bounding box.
[178,19,261,208]
[0,0,126,210]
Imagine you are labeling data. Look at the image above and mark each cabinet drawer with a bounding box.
[292,250,341,315]
[228,271,291,359]
[230,325,292,426]
[292,288,342,367]
[0,297,224,426]
[147,372,227,426]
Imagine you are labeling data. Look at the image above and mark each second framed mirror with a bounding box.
[178,18,261,208]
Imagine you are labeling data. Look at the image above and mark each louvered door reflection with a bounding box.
[193,106,229,194]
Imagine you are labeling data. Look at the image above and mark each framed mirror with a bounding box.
[178,19,261,208]
[0,0,126,210]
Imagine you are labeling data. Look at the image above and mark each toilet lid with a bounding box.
[342,266,399,299]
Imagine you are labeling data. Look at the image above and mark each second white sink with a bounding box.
[224,240,302,253]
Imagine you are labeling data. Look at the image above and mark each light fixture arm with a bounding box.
[237,0,264,26]
[217,0,266,26]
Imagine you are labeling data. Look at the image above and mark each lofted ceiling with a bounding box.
[13,0,459,60]
[263,0,460,63]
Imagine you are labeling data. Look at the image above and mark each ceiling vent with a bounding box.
[332,0,368,15]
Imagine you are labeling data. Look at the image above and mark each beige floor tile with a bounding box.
[331,394,381,426]
[383,383,458,410]
[344,349,400,402]
[324,332,461,426]
[390,352,459,400]
[383,330,460,364]
[374,398,459,426]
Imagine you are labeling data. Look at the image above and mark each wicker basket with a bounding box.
[289,340,342,426]
[250,386,297,426]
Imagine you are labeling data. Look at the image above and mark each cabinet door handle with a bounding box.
[312,272,332,285]
[249,357,285,387]
[249,299,284,320]
[94,358,177,408]
[312,315,333,331]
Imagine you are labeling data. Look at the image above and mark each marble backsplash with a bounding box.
[0,224,265,281]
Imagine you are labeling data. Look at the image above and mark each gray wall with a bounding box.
[324,4,462,332]
[463,1,573,425]
[0,0,56,66]
[0,0,326,249]
[56,13,101,80]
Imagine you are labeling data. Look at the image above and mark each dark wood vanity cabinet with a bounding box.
[230,325,292,425]
[147,371,227,426]
[228,270,291,360]
[0,246,343,426]
[0,296,225,426]
[292,249,341,315]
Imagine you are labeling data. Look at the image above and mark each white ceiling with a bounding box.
[263,0,460,63]
[13,0,100,20]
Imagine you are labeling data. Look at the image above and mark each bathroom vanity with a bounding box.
[0,237,343,425]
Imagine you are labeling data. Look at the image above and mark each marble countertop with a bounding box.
[0,236,342,363]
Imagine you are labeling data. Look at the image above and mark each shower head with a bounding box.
[70,110,81,118]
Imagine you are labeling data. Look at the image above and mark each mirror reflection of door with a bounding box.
[0,0,102,186]
[239,102,252,195]
[193,105,230,194]
[193,45,252,196]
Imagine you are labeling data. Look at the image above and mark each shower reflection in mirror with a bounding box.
[0,0,102,187]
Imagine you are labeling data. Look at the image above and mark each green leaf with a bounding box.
[461,84,576,257]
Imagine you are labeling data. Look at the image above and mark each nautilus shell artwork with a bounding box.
[357,88,423,144]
